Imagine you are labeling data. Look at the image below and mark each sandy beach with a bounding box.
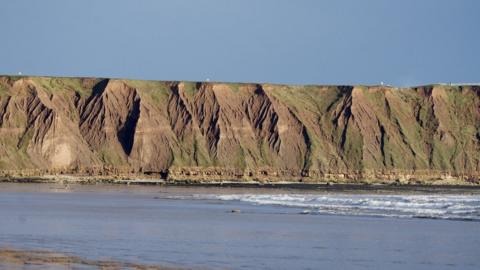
[0,183,479,269]
[0,248,183,270]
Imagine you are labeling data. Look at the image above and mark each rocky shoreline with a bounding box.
[1,170,479,189]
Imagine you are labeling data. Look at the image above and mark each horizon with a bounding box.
[1,73,479,88]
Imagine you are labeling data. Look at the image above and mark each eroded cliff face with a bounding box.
[0,76,479,183]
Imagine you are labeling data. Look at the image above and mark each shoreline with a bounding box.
[1,184,479,269]
[2,175,480,194]
[0,248,184,270]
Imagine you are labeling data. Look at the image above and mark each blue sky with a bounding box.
[0,0,478,86]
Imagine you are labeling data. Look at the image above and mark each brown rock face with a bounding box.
[0,76,479,183]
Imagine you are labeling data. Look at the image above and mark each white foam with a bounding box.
[189,193,480,221]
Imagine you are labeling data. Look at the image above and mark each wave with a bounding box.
[187,193,480,221]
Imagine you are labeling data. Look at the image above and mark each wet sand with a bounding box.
[0,248,183,270]
[0,183,479,269]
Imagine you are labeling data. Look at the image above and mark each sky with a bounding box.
[0,0,478,86]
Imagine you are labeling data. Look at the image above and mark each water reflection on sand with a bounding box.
[0,183,479,270]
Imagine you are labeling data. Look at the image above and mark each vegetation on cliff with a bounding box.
[0,76,479,183]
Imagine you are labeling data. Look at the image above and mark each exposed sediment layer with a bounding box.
[0,76,479,184]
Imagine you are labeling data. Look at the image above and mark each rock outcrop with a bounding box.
[0,76,479,184]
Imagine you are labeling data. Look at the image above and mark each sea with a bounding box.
[0,183,479,269]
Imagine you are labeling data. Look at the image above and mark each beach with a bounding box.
[0,183,479,269]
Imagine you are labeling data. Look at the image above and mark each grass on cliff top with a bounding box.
[362,88,387,108]
[227,83,243,93]
[126,80,170,104]
[269,85,345,115]
[181,82,197,98]
[31,77,92,97]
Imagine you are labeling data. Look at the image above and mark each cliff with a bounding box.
[0,76,479,184]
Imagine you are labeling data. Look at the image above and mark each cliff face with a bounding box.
[0,76,479,183]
